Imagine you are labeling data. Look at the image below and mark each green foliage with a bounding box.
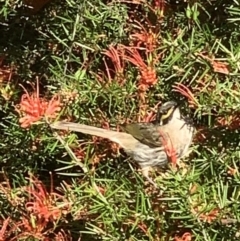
[0,0,240,240]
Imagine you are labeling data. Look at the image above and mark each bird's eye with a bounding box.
[161,110,168,115]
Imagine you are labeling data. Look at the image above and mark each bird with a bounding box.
[50,101,194,186]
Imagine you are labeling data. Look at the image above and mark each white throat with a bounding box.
[170,107,181,122]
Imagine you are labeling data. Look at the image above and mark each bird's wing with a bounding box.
[122,123,166,147]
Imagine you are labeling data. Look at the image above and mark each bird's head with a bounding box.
[157,101,180,125]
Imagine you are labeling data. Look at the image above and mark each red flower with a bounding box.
[216,114,240,130]
[0,217,11,240]
[159,130,177,166]
[197,52,230,75]
[103,45,124,77]
[96,45,126,85]
[16,79,61,128]
[173,83,199,108]
[25,175,71,222]
[130,21,158,52]
[121,46,158,91]
[174,232,192,241]
[192,206,220,223]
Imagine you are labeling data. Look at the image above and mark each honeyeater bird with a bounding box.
[51,101,194,186]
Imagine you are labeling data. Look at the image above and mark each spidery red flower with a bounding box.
[216,114,240,130]
[16,79,61,128]
[25,174,71,222]
[98,45,126,85]
[54,229,72,241]
[159,130,177,166]
[197,52,230,75]
[174,232,192,241]
[192,206,220,223]
[103,45,124,75]
[0,217,11,240]
[173,83,199,108]
[130,21,158,52]
[121,46,158,91]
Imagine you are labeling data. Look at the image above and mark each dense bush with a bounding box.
[0,0,240,240]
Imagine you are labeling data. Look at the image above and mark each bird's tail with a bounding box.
[50,121,135,149]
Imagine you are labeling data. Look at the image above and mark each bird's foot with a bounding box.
[141,166,158,188]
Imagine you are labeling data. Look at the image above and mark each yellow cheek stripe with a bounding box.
[160,107,174,122]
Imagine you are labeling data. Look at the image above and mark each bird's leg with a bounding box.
[141,166,158,188]
[176,158,186,169]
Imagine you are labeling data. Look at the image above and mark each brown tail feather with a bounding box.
[50,121,137,149]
